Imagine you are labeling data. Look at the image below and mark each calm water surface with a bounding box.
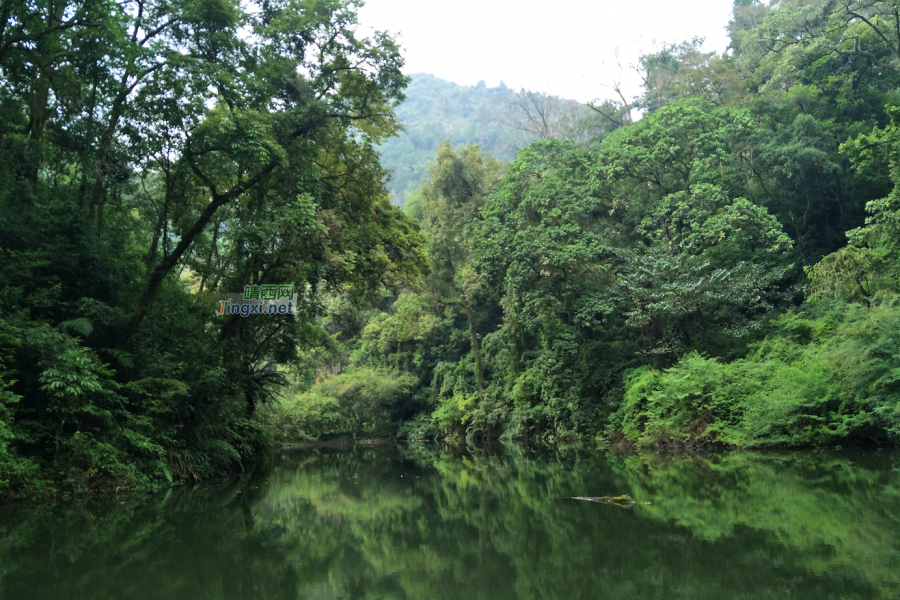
[1,444,899,599]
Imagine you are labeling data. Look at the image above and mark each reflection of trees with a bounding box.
[1,446,899,599]
[613,451,900,592]
[0,483,325,599]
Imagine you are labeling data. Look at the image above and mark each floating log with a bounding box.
[572,495,650,506]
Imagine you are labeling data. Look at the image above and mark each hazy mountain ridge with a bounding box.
[379,74,532,206]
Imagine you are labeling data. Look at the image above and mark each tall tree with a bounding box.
[420,142,504,400]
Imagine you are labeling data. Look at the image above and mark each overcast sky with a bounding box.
[356,0,735,103]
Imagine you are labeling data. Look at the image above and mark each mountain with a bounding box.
[378,74,530,207]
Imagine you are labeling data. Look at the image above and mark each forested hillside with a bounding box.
[280,0,900,447]
[378,74,603,207]
[378,75,519,207]
[3,0,900,499]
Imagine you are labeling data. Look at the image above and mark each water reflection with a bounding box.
[1,445,898,599]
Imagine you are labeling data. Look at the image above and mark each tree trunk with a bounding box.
[122,116,319,341]
[123,155,284,340]
[125,192,232,338]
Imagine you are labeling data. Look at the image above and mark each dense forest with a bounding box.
[0,0,427,496]
[1,0,900,498]
[282,0,900,447]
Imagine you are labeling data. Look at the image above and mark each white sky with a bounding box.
[357,0,735,103]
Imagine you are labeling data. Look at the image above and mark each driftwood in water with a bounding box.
[572,495,649,506]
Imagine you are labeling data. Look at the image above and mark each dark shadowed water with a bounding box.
[1,444,899,599]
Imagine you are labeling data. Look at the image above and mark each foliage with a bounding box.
[0,0,428,496]
[271,367,416,442]
[808,105,900,301]
[616,294,900,447]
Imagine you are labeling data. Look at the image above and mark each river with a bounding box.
[1,444,898,599]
